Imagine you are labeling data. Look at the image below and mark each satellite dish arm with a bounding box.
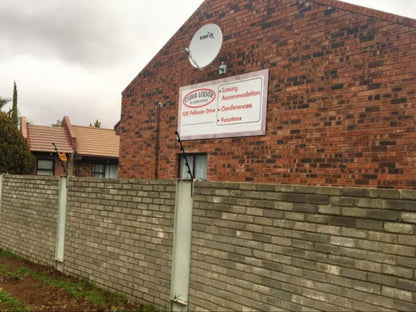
[185,48,203,71]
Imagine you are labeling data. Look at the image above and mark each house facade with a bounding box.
[21,116,119,178]
[119,0,416,189]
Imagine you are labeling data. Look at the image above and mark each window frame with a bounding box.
[104,163,118,178]
[36,158,55,176]
[92,163,105,178]
[92,162,118,178]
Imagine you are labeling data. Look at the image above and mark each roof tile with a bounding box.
[72,126,119,158]
[27,125,73,153]
[25,120,119,159]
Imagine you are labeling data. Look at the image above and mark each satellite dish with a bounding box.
[187,24,223,69]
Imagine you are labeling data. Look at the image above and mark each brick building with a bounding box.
[22,116,119,178]
[119,0,416,189]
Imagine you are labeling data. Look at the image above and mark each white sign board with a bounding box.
[178,69,269,140]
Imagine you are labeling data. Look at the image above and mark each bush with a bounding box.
[0,112,35,174]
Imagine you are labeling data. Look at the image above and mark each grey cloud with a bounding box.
[0,0,129,67]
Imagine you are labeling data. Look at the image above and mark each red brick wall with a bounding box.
[53,158,67,177]
[119,0,416,189]
[74,161,92,177]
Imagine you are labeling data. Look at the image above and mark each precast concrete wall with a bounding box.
[0,175,414,311]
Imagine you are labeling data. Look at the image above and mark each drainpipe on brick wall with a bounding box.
[154,102,162,179]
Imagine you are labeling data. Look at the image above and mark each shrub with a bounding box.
[0,112,35,174]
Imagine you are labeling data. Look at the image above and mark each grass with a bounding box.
[0,249,159,312]
[0,288,28,312]
[0,250,21,260]
[28,270,126,306]
[0,265,125,307]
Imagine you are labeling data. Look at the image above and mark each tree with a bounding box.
[11,81,18,127]
[51,119,63,127]
[0,112,35,174]
[90,120,101,128]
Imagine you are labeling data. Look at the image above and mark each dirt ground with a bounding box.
[0,254,145,312]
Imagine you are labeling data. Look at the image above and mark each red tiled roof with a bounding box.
[24,117,120,159]
[72,126,119,158]
[26,124,73,153]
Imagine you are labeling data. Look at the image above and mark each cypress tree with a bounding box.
[11,81,18,127]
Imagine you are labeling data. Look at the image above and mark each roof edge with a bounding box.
[62,115,77,152]
[62,116,76,140]
[72,125,119,132]
[75,153,119,159]
[20,116,27,139]
[122,0,416,96]
[312,0,416,28]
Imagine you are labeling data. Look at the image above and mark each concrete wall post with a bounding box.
[55,176,68,270]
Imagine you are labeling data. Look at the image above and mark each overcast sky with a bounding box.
[0,0,415,128]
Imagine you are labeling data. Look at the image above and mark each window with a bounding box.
[105,164,118,178]
[92,164,105,178]
[179,154,207,180]
[92,163,118,178]
[37,159,54,176]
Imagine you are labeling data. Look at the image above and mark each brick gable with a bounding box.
[119,0,416,189]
